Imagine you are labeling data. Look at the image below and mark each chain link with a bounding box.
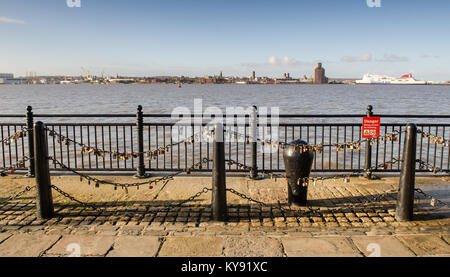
[416,159,445,174]
[147,187,212,215]
[51,184,104,212]
[0,186,34,204]
[1,127,29,146]
[414,188,449,209]
[46,127,215,161]
[49,156,210,189]
[0,156,30,176]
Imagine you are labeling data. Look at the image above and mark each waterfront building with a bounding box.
[0,73,14,79]
[0,73,28,84]
[313,63,328,84]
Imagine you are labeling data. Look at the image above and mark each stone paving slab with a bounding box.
[396,235,450,257]
[351,236,415,257]
[0,234,60,257]
[223,237,283,257]
[0,176,448,257]
[0,233,12,244]
[107,236,161,257]
[442,235,450,244]
[158,236,224,257]
[281,237,362,257]
[45,235,115,257]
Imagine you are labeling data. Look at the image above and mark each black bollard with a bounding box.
[212,123,227,221]
[25,106,35,177]
[34,121,54,219]
[249,106,258,179]
[283,140,314,206]
[395,123,417,221]
[134,105,148,178]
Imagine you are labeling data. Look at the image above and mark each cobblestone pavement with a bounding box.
[0,175,448,257]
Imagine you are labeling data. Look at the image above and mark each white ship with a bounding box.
[356,73,427,85]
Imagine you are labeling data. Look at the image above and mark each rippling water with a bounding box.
[0,84,449,122]
[0,84,449,171]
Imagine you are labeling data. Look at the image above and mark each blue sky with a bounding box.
[1,0,449,80]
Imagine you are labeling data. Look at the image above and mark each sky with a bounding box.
[0,0,449,81]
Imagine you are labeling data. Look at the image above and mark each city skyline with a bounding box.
[1,0,450,81]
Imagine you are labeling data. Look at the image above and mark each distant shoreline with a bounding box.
[1,83,449,86]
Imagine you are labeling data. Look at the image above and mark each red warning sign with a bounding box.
[362,117,380,138]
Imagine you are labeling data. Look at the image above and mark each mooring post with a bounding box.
[395,123,417,221]
[135,105,148,178]
[364,105,374,179]
[212,123,227,221]
[249,105,258,179]
[34,121,54,219]
[25,106,35,177]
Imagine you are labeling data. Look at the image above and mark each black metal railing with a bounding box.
[1,106,449,175]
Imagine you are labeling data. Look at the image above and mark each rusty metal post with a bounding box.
[25,106,35,177]
[34,121,54,219]
[134,105,148,178]
[249,105,258,179]
[364,105,374,179]
[395,123,417,221]
[212,123,227,221]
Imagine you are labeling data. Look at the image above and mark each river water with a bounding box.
[0,84,449,122]
[0,84,448,172]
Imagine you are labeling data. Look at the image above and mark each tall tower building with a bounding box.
[251,71,256,81]
[313,63,328,84]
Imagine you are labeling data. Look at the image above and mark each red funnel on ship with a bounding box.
[401,74,413,78]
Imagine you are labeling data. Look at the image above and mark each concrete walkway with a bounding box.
[0,175,449,257]
[0,229,449,257]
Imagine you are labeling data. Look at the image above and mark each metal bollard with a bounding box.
[249,105,258,179]
[25,106,35,177]
[364,105,374,179]
[283,140,314,206]
[134,105,148,178]
[395,123,417,221]
[212,123,227,221]
[34,121,54,219]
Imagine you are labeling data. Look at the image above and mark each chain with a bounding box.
[414,188,449,209]
[49,156,211,190]
[1,127,28,146]
[226,129,405,154]
[151,179,171,201]
[51,184,104,212]
[46,127,215,161]
[0,186,34,204]
[417,129,449,147]
[148,187,212,215]
[416,159,445,174]
[0,156,30,176]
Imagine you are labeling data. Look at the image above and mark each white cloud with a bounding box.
[420,54,439,59]
[341,53,372,63]
[0,16,26,24]
[377,54,409,62]
[267,56,310,66]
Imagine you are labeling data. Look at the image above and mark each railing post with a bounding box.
[364,105,374,179]
[212,123,227,221]
[34,121,54,220]
[395,123,417,221]
[134,105,148,178]
[249,105,258,179]
[26,106,35,177]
